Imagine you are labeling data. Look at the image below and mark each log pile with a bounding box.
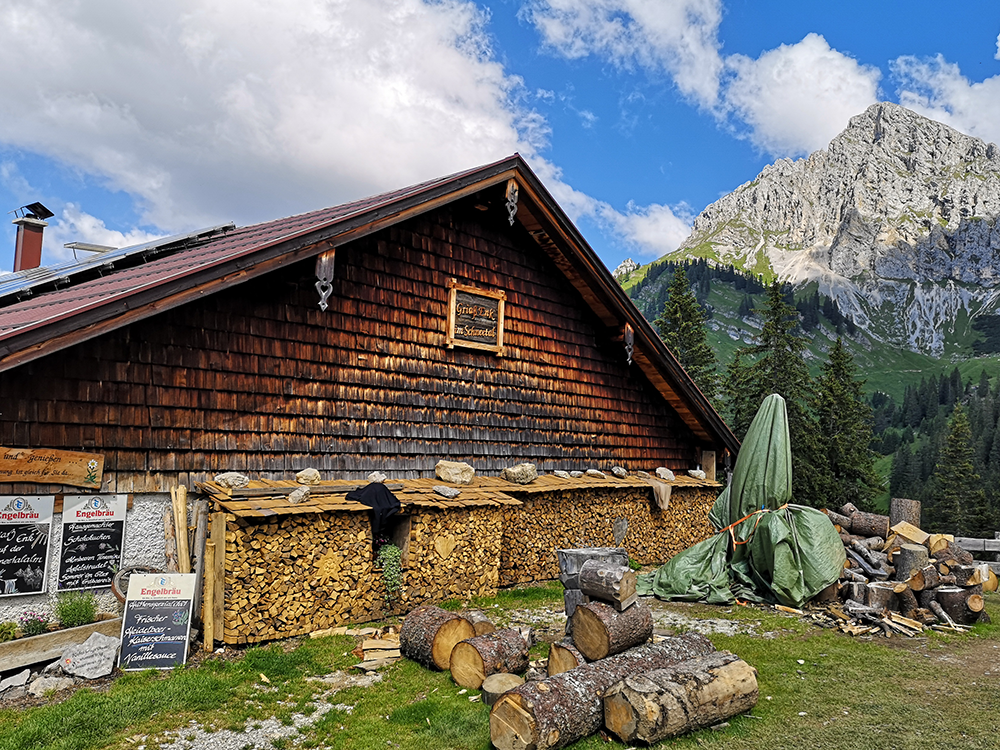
[817,502,995,635]
[499,486,719,586]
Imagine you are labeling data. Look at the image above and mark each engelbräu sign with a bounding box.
[0,495,53,597]
[118,573,195,670]
[57,494,127,591]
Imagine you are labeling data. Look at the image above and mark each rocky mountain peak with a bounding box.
[674,102,1000,355]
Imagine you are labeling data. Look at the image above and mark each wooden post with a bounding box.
[203,540,216,651]
[172,486,191,574]
[162,504,179,573]
[192,500,209,622]
[211,513,226,632]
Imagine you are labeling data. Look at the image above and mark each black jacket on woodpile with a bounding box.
[346,483,401,544]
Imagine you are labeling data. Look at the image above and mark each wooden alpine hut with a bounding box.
[0,155,738,642]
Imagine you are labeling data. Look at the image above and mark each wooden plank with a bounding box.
[954,537,1000,553]
[0,618,123,673]
[211,512,226,630]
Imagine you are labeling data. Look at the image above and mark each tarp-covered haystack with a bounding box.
[638,394,845,608]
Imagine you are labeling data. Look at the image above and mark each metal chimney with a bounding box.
[12,202,54,273]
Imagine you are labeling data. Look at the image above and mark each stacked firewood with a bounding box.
[818,502,997,635]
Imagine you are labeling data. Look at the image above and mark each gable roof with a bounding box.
[0,154,738,454]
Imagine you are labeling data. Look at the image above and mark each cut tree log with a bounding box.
[890,498,921,529]
[451,629,530,689]
[489,633,716,750]
[906,569,925,592]
[839,503,860,517]
[935,586,982,626]
[845,547,888,580]
[399,605,475,670]
[557,547,628,590]
[461,610,496,636]
[919,563,941,590]
[547,640,587,677]
[578,560,637,611]
[949,564,978,587]
[857,536,885,551]
[866,581,898,611]
[890,520,929,546]
[895,544,930,582]
[603,652,759,744]
[482,673,525,707]
[933,542,974,565]
[984,569,999,593]
[849,511,889,539]
[571,601,653,661]
[843,581,867,603]
[841,567,868,584]
[563,589,588,619]
[896,585,919,618]
[822,509,852,530]
[928,534,955,557]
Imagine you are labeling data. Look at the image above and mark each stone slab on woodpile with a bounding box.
[296,468,322,485]
[501,463,538,484]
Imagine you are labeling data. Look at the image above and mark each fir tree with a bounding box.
[724,281,823,504]
[925,405,992,535]
[812,338,882,510]
[655,266,720,404]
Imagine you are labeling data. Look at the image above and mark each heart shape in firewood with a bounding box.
[434,535,458,559]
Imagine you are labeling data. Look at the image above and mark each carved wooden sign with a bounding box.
[0,447,104,489]
[447,280,505,355]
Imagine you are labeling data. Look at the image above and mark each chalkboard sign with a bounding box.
[118,573,195,671]
[446,281,505,354]
[0,495,53,597]
[58,494,127,591]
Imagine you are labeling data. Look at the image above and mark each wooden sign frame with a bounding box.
[0,447,103,489]
[446,279,505,355]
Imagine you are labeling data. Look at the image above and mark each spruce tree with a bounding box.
[926,405,991,535]
[655,265,720,404]
[724,281,823,504]
[811,338,881,510]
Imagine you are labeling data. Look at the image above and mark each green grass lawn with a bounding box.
[2,588,998,750]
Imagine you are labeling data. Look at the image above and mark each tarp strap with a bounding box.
[720,504,789,547]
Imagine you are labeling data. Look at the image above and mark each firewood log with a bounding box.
[889,497,921,528]
[949,564,978,587]
[813,581,841,603]
[849,511,890,539]
[919,563,940,590]
[461,610,496,636]
[547,640,587,677]
[841,567,868,584]
[563,589,588,619]
[572,601,653,661]
[839,503,859,517]
[842,581,867,602]
[935,585,982,626]
[866,581,898,611]
[489,634,716,750]
[603,652,759,744]
[399,604,475,670]
[928,534,954,556]
[896,585,919,618]
[451,629,530,689]
[895,544,930,582]
[482,673,525,707]
[578,560,637,611]
[932,541,972,565]
[845,548,888,580]
[822,509,852,530]
[984,569,999,593]
[906,569,925,592]
[857,536,885,551]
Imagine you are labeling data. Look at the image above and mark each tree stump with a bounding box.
[842,581,867,603]
[849,511,889,539]
[603,651,759,744]
[482,673,525,707]
[571,601,653,661]
[935,585,982,625]
[451,629,530,689]
[578,560,637,611]
[547,640,586,677]
[461,610,496,636]
[895,544,930,582]
[866,581,897,611]
[399,605,475,670]
[489,634,716,750]
[890,497,921,528]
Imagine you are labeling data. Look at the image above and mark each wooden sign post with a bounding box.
[0,496,54,596]
[0,447,104,489]
[118,573,196,670]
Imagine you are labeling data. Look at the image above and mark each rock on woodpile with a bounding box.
[501,463,538,485]
[435,460,475,485]
[815,501,996,635]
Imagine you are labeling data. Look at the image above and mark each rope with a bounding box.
[719,503,789,547]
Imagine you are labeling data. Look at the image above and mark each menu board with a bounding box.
[118,573,195,671]
[57,494,127,591]
[0,495,54,597]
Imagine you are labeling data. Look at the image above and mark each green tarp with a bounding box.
[637,394,845,608]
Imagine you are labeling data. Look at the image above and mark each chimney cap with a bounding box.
[12,202,54,221]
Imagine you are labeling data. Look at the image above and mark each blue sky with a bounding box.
[1,0,999,275]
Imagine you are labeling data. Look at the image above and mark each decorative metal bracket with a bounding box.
[505,178,519,226]
[624,322,634,365]
[315,248,336,311]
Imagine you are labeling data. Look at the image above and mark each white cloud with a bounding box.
[45,205,161,264]
[0,0,543,235]
[722,33,881,157]
[521,0,725,108]
[893,55,1000,146]
[996,31,1000,60]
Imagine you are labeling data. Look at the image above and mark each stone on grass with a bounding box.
[501,463,538,484]
[435,460,475,485]
[214,472,250,489]
[0,669,30,692]
[61,632,120,679]
[434,485,461,499]
[296,468,322,485]
[28,676,75,697]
